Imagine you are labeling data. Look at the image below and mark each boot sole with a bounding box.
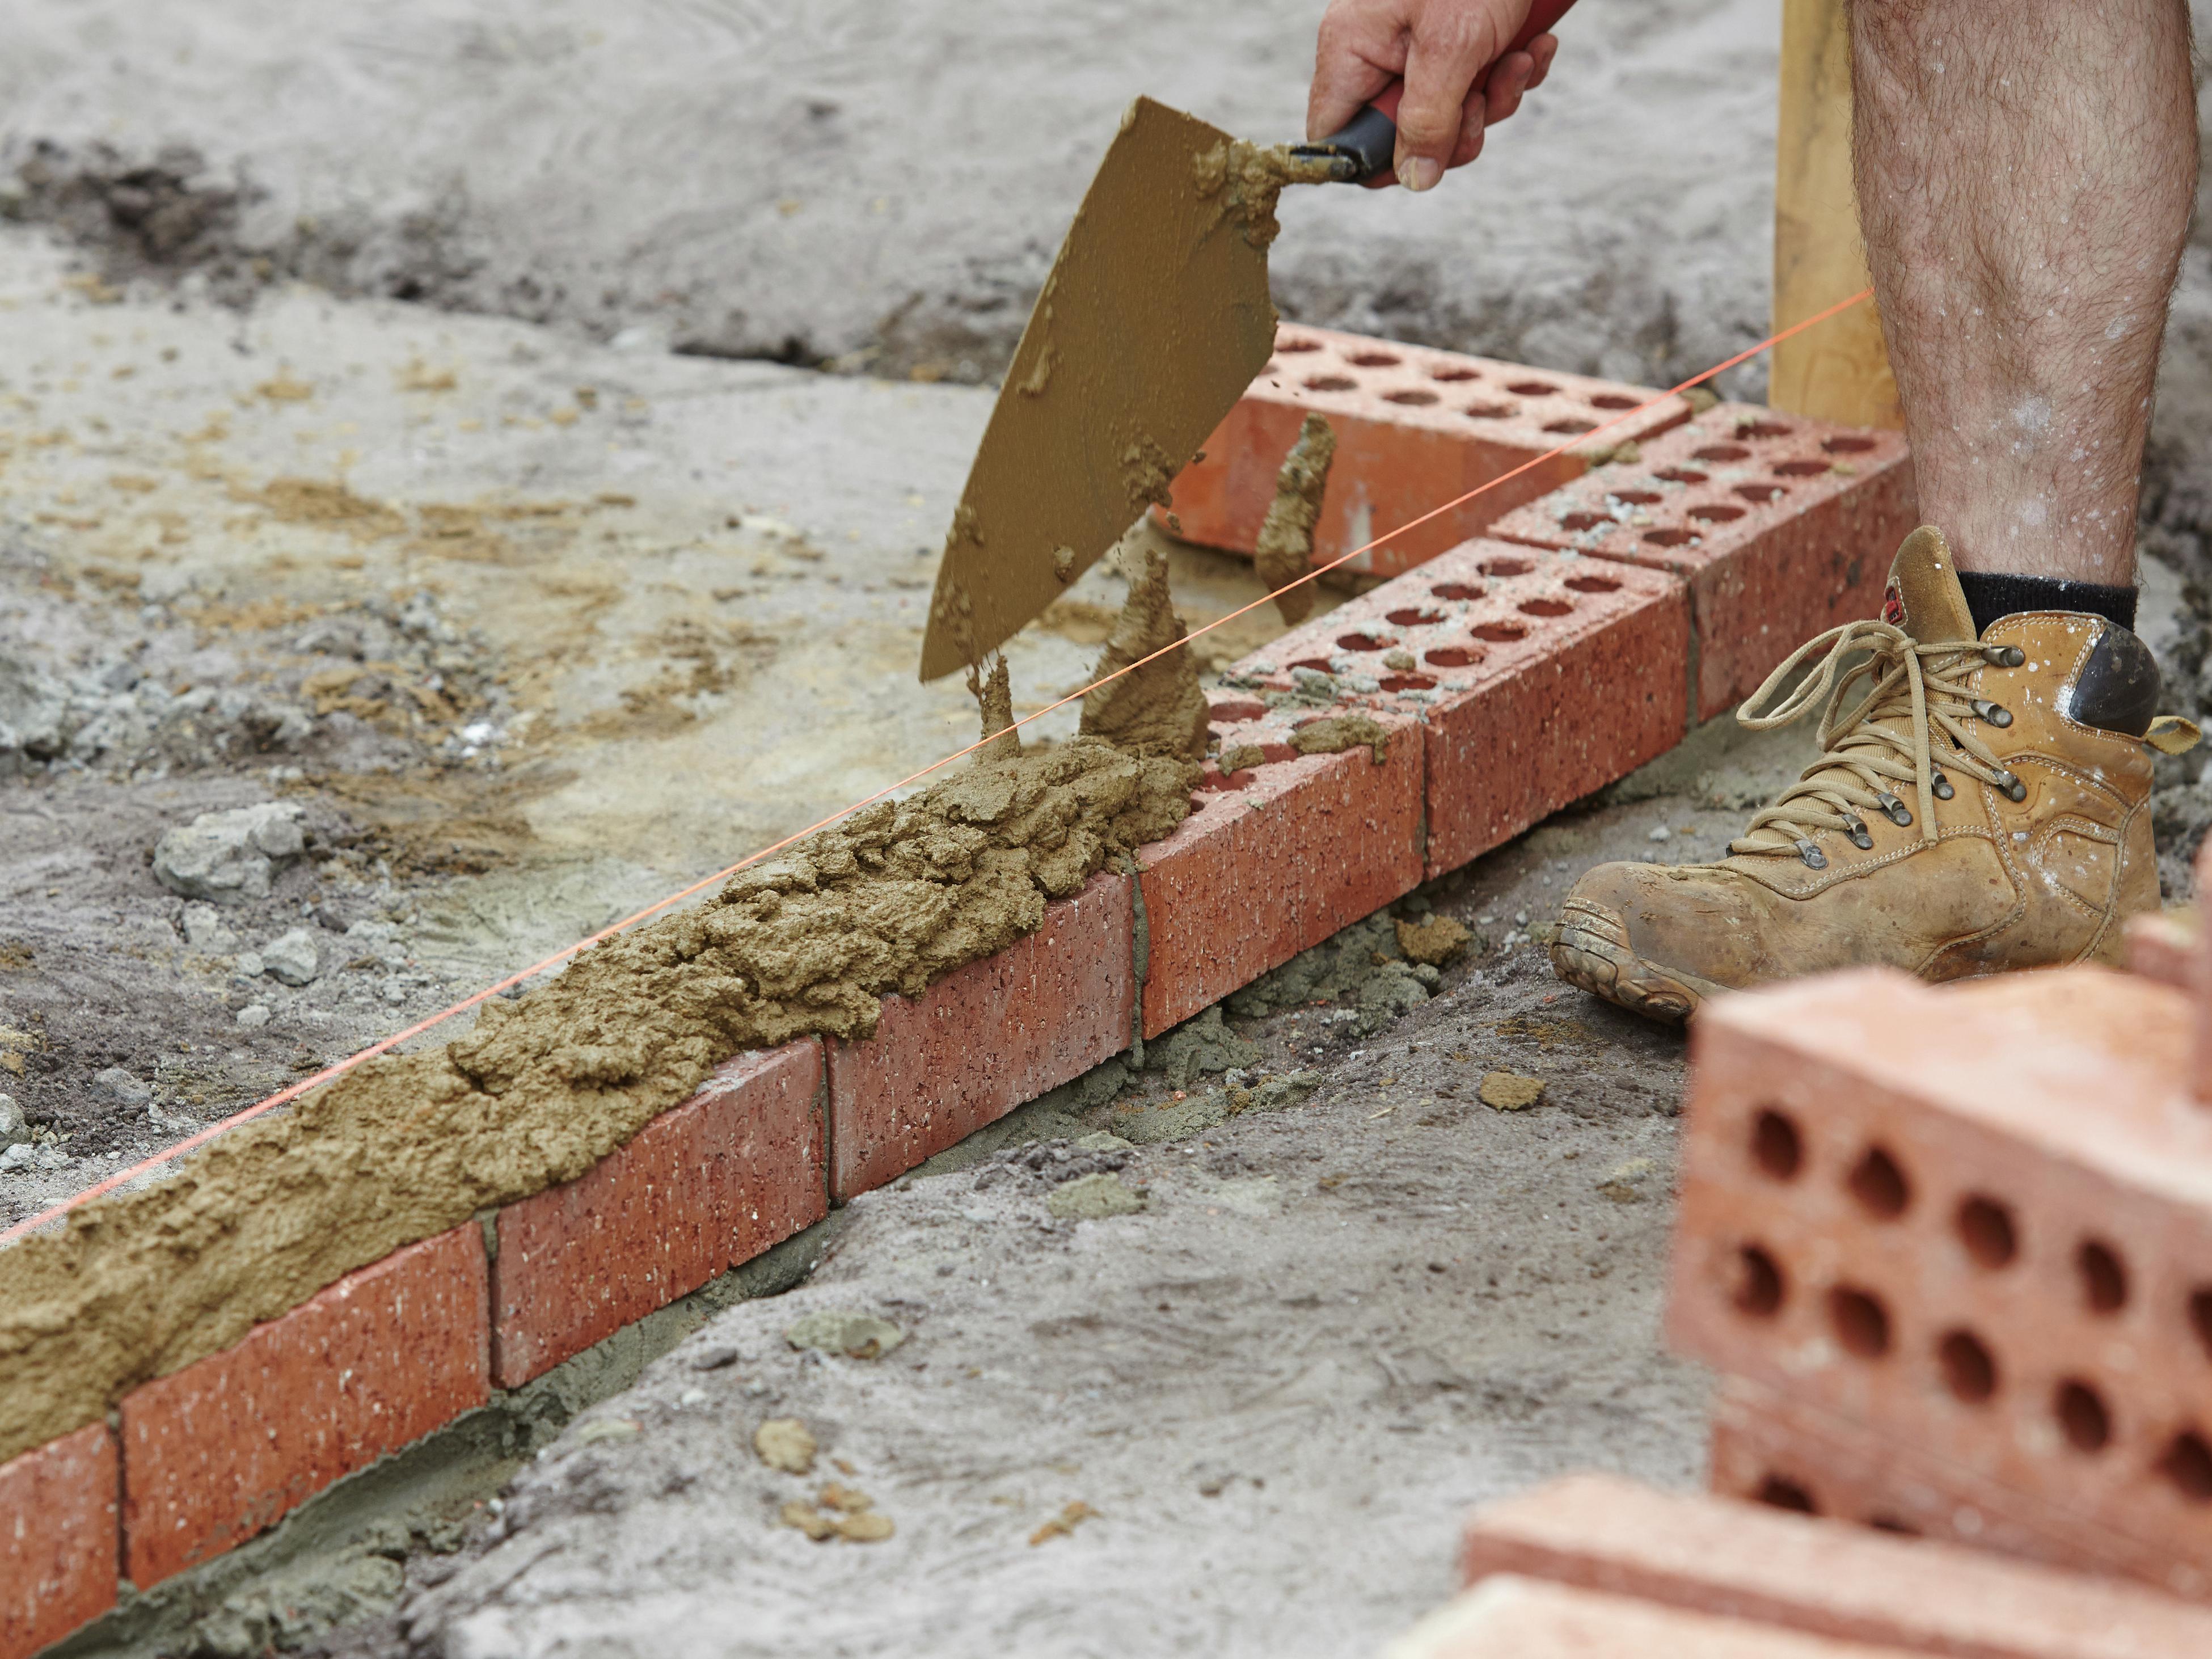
[1550,897,1726,1026]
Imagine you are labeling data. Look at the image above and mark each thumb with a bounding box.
[1394,9,1517,191]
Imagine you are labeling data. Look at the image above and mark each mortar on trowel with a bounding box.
[918,3,1578,686]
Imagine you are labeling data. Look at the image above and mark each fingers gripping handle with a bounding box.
[1293,0,1577,183]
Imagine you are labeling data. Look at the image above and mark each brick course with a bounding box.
[1489,404,1914,720]
[1,1421,116,1659]
[120,1225,488,1586]
[829,871,1135,1197]
[1162,325,1689,580]
[492,1040,828,1386]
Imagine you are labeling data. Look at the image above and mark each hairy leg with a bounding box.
[1849,0,2197,582]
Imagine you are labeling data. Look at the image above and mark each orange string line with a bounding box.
[1,286,1872,1248]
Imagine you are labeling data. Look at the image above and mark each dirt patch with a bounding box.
[1077,548,1209,759]
[1253,412,1337,624]
[0,736,1197,1464]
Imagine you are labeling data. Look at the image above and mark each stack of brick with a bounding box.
[1664,841,2212,1602]
[1386,1472,2212,1657]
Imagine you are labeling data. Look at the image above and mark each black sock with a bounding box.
[1956,571,2137,639]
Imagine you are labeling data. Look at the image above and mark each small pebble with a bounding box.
[1648,825,1671,842]
[235,1004,271,1029]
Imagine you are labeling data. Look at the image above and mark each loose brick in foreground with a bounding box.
[1162,324,1689,580]
[120,1224,488,1586]
[1461,1470,2212,1657]
[1224,539,1691,879]
[1710,1373,2208,1601]
[493,1040,828,1387]
[829,870,1134,1198]
[1670,965,2212,1584]
[1490,403,1913,721]
[1138,717,1422,1036]
[1,1421,116,1659]
[1384,1574,1914,1659]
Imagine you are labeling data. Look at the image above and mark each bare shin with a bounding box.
[1849,0,2197,582]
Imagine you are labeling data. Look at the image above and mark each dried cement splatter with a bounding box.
[966,653,1021,762]
[1253,413,1336,624]
[1077,548,1209,761]
[1395,915,1471,968]
[0,736,1197,1463]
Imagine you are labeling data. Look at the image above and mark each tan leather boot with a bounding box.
[1551,525,2200,1023]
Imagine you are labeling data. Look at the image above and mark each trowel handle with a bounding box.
[1295,0,1578,183]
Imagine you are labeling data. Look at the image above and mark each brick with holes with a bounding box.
[492,1040,827,1386]
[1137,707,1423,1036]
[1159,325,1691,580]
[120,1225,489,1586]
[1225,538,1689,879]
[1671,963,2212,1586]
[1489,404,1915,721]
[1709,1374,2210,1601]
[1386,1575,1920,1659]
[829,870,1135,1196]
[1460,1470,2212,1654]
[1,1422,117,1659]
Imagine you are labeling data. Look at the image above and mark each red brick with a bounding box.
[492,1040,828,1387]
[828,871,1134,1199]
[1462,1470,2212,1655]
[1137,712,1424,1037]
[120,1225,488,1586]
[1711,1374,2210,1602]
[1489,404,1914,721]
[1219,539,1690,880]
[2123,910,2195,993]
[1,1422,116,1659]
[1162,324,1690,581]
[1386,1575,1916,1659]
[1670,965,2212,1583]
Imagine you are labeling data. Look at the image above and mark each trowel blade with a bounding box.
[918,96,1280,682]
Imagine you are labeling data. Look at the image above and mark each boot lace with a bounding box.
[1729,619,2023,867]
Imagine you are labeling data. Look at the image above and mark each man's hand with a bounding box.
[1308,0,1560,191]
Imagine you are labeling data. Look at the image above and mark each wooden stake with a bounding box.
[1771,0,1901,429]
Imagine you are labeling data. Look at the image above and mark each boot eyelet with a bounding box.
[1875,791,1913,826]
[1971,698,2013,728]
[1982,645,2025,668]
[1795,838,1827,869]
[1931,770,1955,800]
[1994,769,2028,802]
[1839,813,1873,850]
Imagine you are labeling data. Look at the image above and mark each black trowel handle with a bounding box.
[1292,0,1577,184]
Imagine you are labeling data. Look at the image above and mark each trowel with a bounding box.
[918,4,1576,682]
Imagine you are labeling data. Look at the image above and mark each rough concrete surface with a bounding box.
[6,1,2212,1654]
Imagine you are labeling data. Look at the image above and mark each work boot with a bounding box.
[1551,525,2199,1024]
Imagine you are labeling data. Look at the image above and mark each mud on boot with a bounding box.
[1551,525,2201,1024]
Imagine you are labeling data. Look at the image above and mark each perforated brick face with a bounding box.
[1709,1374,2210,1602]
[1160,325,1690,579]
[1673,965,2212,1589]
[1217,538,1689,879]
[1489,403,1914,720]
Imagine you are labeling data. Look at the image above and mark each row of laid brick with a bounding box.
[2,341,1909,1654]
[1387,1471,2212,1658]
[1162,324,1916,729]
[0,535,1695,1655]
